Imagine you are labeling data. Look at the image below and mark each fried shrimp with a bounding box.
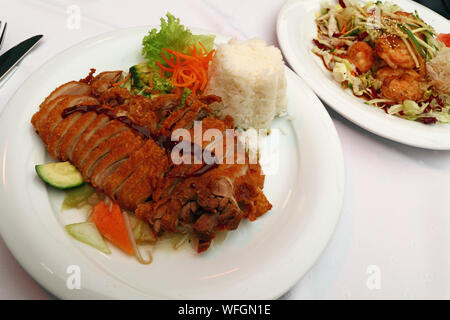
[375,34,416,69]
[376,67,423,102]
[347,41,375,73]
[376,67,422,82]
[376,67,405,82]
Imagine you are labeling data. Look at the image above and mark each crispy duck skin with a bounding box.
[114,141,169,211]
[69,114,110,165]
[47,112,82,158]
[71,119,125,169]
[81,129,136,179]
[58,112,98,161]
[31,70,272,253]
[90,132,143,188]
[90,71,123,96]
[33,96,99,148]
[38,81,92,109]
[46,98,100,158]
[32,96,71,133]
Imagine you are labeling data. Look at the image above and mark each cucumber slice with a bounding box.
[65,222,111,254]
[35,161,84,190]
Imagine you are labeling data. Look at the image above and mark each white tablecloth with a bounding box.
[1,0,449,300]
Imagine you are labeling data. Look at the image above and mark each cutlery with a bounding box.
[0,21,7,50]
[0,34,43,82]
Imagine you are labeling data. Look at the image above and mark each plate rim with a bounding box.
[277,0,450,150]
[0,25,345,299]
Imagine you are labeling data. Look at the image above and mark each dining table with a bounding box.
[0,0,449,299]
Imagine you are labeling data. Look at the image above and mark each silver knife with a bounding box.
[0,34,43,82]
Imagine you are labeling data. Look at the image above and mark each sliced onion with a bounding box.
[174,233,189,250]
[122,210,152,265]
[104,196,113,212]
[86,208,94,222]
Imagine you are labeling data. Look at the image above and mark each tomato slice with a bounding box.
[437,33,450,47]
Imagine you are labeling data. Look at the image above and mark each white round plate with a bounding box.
[0,26,344,299]
[277,0,450,150]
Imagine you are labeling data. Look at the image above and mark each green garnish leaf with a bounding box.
[142,13,215,69]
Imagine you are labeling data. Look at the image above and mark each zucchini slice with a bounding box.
[35,161,84,190]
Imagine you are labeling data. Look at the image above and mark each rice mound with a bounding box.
[427,47,450,104]
[205,38,287,129]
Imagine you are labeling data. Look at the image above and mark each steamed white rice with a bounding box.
[205,38,287,129]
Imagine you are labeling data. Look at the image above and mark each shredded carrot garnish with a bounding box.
[341,21,348,34]
[155,41,215,95]
[112,72,131,87]
[148,71,154,88]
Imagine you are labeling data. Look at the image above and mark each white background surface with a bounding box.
[0,0,449,299]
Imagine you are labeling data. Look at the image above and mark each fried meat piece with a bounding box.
[72,120,127,170]
[81,129,138,180]
[31,73,272,254]
[58,112,98,161]
[38,81,91,109]
[102,138,166,202]
[34,96,99,146]
[114,141,168,211]
[90,71,123,96]
[90,132,144,188]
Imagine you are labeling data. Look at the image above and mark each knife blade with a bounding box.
[0,34,43,81]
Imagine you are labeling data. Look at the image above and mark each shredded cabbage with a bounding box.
[332,62,349,82]
[378,1,402,13]
[383,100,450,123]
[403,100,427,116]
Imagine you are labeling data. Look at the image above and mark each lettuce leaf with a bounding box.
[142,13,215,69]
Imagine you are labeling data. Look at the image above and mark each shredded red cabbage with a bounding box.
[369,87,378,98]
[419,117,437,124]
[312,39,328,50]
[358,31,369,41]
